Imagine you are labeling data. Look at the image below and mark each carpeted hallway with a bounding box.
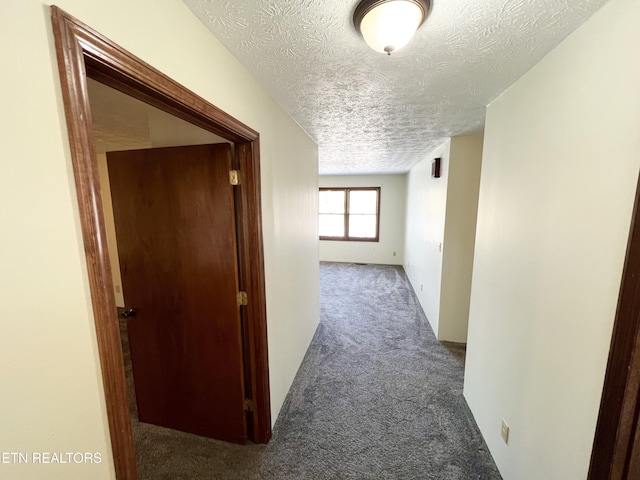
[123,262,501,479]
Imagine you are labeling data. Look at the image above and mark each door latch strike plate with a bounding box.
[237,291,248,306]
[229,170,240,185]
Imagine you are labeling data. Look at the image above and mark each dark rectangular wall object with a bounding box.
[432,157,441,178]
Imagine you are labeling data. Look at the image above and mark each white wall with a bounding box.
[97,153,127,308]
[0,1,319,479]
[439,135,484,343]
[404,135,483,342]
[463,0,640,478]
[319,174,407,265]
[404,141,450,336]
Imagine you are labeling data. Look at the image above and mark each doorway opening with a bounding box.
[51,7,271,479]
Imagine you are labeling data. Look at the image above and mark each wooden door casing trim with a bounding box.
[50,7,271,479]
[589,170,640,479]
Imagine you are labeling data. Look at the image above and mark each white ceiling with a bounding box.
[184,0,608,175]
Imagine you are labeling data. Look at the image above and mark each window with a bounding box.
[319,187,380,241]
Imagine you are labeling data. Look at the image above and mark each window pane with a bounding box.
[349,190,377,214]
[319,190,345,214]
[319,214,345,237]
[348,214,376,238]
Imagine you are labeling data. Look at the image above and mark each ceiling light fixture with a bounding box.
[353,0,432,55]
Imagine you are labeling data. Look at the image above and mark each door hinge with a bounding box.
[243,399,254,412]
[237,291,248,306]
[229,170,240,186]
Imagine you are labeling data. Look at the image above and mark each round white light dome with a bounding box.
[359,1,424,54]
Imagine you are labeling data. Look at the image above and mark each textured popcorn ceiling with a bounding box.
[184,0,608,174]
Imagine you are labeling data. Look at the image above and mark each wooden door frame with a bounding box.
[51,7,271,479]
[589,170,640,479]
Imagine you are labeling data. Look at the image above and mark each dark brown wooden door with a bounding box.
[107,143,247,444]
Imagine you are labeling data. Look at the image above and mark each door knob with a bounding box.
[120,308,137,319]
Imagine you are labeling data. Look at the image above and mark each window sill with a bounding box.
[320,237,379,243]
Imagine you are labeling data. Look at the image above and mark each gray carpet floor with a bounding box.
[121,262,502,479]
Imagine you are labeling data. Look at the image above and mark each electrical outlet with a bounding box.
[420,284,424,291]
[393,251,396,256]
[501,419,510,444]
